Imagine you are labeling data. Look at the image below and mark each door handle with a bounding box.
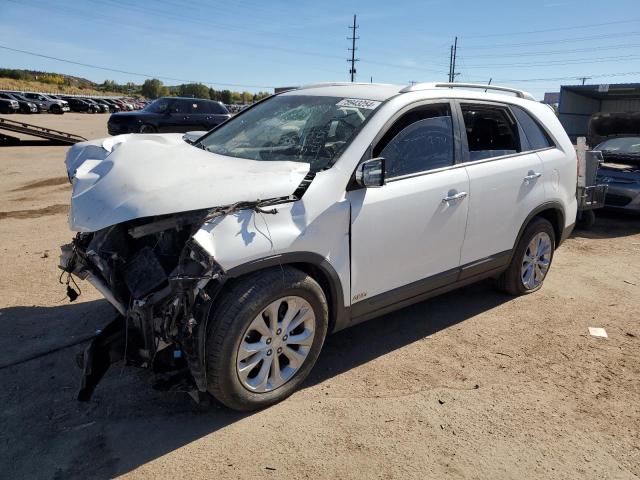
[523,172,542,184]
[442,191,468,204]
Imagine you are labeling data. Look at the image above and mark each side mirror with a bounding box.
[355,157,385,188]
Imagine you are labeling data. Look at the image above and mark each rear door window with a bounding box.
[188,100,206,114]
[511,105,553,151]
[461,104,521,161]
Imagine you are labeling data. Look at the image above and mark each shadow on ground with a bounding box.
[572,209,640,239]
[0,282,509,479]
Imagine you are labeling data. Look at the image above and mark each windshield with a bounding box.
[598,137,640,154]
[143,98,170,113]
[196,95,380,171]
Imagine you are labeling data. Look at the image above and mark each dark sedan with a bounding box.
[0,92,38,113]
[107,97,231,135]
[596,136,640,213]
[62,97,100,113]
[0,97,19,114]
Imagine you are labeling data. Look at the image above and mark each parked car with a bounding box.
[0,97,20,114]
[5,92,46,112]
[107,96,231,134]
[22,93,70,114]
[595,136,640,212]
[112,99,133,111]
[100,98,121,112]
[80,98,108,113]
[61,82,577,410]
[61,97,99,113]
[0,92,38,113]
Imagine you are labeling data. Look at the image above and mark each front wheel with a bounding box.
[205,267,328,411]
[139,124,157,133]
[496,217,555,296]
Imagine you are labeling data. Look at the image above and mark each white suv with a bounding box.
[61,82,577,410]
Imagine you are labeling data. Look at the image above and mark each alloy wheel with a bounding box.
[521,232,552,289]
[236,296,315,393]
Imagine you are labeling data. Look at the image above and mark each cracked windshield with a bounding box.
[197,95,380,170]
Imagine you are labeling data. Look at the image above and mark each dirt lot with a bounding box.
[1,113,639,479]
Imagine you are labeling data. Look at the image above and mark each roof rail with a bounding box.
[399,82,535,100]
[299,81,395,90]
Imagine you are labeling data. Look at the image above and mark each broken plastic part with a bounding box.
[77,315,125,401]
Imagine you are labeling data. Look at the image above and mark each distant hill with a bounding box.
[0,68,96,88]
[0,68,124,96]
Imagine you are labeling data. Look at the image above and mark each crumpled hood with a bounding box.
[65,133,310,232]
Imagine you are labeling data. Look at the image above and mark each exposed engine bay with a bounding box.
[59,199,286,401]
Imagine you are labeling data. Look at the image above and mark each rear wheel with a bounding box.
[497,217,555,296]
[50,104,63,115]
[205,267,328,411]
[139,124,157,134]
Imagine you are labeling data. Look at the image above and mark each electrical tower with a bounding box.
[347,14,359,82]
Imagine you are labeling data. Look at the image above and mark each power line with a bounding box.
[462,18,640,38]
[464,42,640,58]
[462,30,640,50]
[0,44,276,89]
[472,71,640,83]
[460,53,640,69]
[347,14,359,82]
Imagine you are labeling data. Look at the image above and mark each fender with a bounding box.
[225,251,350,333]
[190,252,350,389]
[511,201,567,262]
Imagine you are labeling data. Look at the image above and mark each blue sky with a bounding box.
[1,0,639,99]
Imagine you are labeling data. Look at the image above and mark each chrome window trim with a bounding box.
[385,146,557,183]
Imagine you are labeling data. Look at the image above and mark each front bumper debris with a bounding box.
[77,315,125,401]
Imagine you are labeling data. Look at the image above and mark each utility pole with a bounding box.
[578,76,591,85]
[452,36,458,82]
[347,14,359,82]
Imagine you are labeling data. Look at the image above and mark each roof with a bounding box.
[560,83,640,100]
[283,81,536,102]
[282,83,403,101]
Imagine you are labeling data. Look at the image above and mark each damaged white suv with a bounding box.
[61,82,577,410]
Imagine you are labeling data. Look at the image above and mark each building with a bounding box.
[558,83,640,142]
[543,92,559,105]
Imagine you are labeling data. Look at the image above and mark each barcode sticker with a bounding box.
[336,98,382,110]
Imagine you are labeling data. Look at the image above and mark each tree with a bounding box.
[177,83,209,99]
[220,89,232,104]
[141,78,167,99]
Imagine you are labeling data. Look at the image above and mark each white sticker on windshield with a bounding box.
[336,98,382,110]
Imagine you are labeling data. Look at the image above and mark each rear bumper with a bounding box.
[559,222,575,246]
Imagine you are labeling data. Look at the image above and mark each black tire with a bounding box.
[139,124,157,133]
[205,266,328,411]
[576,210,596,230]
[50,104,62,115]
[496,217,556,296]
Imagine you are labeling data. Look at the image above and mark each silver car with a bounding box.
[22,93,70,114]
[596,136,640,213]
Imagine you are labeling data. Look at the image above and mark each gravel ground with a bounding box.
[1,113,639,480]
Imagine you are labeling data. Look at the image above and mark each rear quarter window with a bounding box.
[511,105,553,151]
[210,102,228,114]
